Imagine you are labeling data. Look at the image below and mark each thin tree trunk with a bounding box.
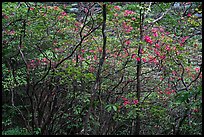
[83,3,107,135]
[133,2,144,135]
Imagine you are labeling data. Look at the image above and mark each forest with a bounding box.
[2,2,202,135]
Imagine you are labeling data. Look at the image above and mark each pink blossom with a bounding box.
[186,67,190,72]
[89,66,95,73]
[61,12,67,16]
[42,58,47,63]
[159,27,164,32]
[94,55,97,60]
[133,99,138,105]
[4,15,9,19]
[125,40,131,45]
[148,55,153,60]
[171,90,175,93]
[153,32,158,37]
[122,97,128,101]
[153,58,158,64]
[142,58,147,62]
[74,28,79,31]
[122,22,133,33]
[165,45,170,51]
[9,30,15,35]
[131,54,136,59]
[193,109,199,113]
[99,48,102,53]
[154,49,160,56]
[124,10,135,16]
[140,48,144,54]
[131,17,136,21]
[166,32,170,35]
[187,13,192,17]
[136,57,140,61]
[144,36,153,44]
[155,43,160,49]
[152,28,157,33]
[172,71,177,75]
[114,6,120,11]
[114,13,118,16]
[181,36,189,43]
[123,100,130,106]
[84,8,88,13]
[89,50,95,53]
[195,67,200,72]
[172,46,176,50]
[30,7,35,11]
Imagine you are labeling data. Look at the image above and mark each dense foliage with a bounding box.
[2,2,202,135]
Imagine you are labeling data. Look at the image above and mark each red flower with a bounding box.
[89,66,95,73]
[131,17,136,21]
[155,43,160,49]
[172,71,177,75]
[195,67,200,72]
[125,40,131,45]
[181,36,189,43]
[84,8,88,13]
[122,97,128,101]
[142,58,147,62]
[165,45,170,51]
[186,67,190,72]
[131,54,136,59]
[89,50,95,53]
[152,28,158,33]
[144,36,153,44]
[99,48,102,53]
[114,6,120,11]
[94,55,97,60]
[31,60,35,63]
[136,57,140,61]
[193,108,198,113]
[187,13,192,17]
[4,15,9,19]
[153,32,158,37]
[124,10,135,16]
[133,100,138,105]
[114,13,118,17]
[123,100,130,106]
[9,30,15,35]
[61,12,67,16]
[30,7,35,11]
[42,58,48,63]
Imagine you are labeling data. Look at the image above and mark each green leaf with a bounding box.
[112,105,117,112]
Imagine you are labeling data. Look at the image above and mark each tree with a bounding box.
[2,2,202,135]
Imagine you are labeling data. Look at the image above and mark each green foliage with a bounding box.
[2,127,31,135]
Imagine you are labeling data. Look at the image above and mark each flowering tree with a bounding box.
[2,2,202,135]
